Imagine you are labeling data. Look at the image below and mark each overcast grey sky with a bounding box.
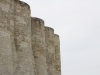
[21,0,100,75]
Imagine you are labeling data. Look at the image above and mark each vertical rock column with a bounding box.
[10,0,17,75]
[14,1,35,75]
[45,27,56,75]
[0,0,14,75]
[31,17,48,75]
[54,34,61,75]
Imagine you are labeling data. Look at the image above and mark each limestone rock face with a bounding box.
[0,0,61,75]
[31,17,48,75]
[54,34,61,75]
[0,0,14,75]
[14,1,35,75]
[45,27,56,75]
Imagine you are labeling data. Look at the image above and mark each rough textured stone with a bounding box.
[0,0,14,75]
[31,17,48,75]
[14,1,35,75]
[0,0,61,75]
[54,34,61,75]
[45,27,56,75]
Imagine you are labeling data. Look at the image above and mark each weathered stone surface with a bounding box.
[14,1,35,75]
[31,17,48,75]
[0,0,14,75]
[0,29,14,75]
[45,27,56,75]
[0,0,61,75]
[54,34,61,75]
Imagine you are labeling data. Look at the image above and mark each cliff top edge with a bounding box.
[45,26,54,32]
[31,17,44,23]
[14,0,30,10]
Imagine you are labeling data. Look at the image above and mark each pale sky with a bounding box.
[21,0,100,75]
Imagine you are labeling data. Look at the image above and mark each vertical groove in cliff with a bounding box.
[31,17,48,75]
[0,0,14,75]
[54,34,61,75]
[14,1,35,75]
[45,27,56,75]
